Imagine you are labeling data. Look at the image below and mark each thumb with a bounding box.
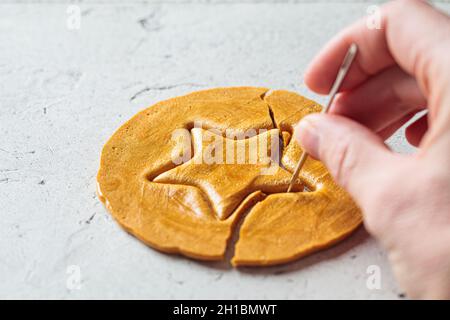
[294,114,395,201]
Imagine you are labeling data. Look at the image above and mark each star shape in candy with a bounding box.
[153,128,302,220]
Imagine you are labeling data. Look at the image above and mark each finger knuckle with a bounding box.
[363,187,395,236]
[323,134,359,190]
[362,170,414,238]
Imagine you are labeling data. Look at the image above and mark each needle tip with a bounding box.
[349,43,358,55]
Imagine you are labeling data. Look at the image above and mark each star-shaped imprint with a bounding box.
[153,128,301,220]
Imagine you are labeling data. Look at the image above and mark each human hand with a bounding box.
[294,0,450,299]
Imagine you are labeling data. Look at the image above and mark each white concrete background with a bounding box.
[1,0,448,299]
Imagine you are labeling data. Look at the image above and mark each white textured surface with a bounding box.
[1,1,448,299]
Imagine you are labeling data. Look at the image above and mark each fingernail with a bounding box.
[295,116,320,158]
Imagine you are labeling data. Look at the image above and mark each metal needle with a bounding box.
[287,43,358,193]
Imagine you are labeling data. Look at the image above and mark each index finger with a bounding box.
[304,0,449,95]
